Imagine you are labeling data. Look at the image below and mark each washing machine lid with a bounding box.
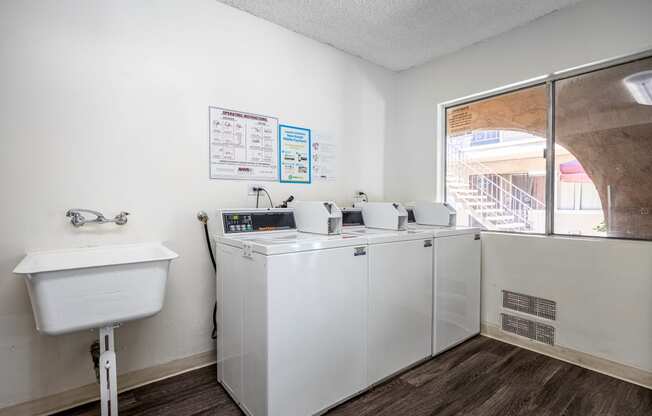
[347,227,432,244]
[432,226,481,238]
[218,231,367,255]
[342,224,366,232]
[409,224,481,238]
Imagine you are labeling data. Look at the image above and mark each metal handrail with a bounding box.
[447,140,545,209]
[449,156,538,218]
[447,160,531,227]
[448,147,545,211]
[446,140,546,230]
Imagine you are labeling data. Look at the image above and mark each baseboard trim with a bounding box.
[481,322,652,390]
[3,328,650,414]
[0,350,217,416]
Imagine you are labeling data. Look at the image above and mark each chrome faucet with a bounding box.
[66,209,130,227]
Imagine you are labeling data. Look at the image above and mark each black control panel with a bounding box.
[342,210,364,227]
[223,211,296,234]
[406,208,416,223]
[223,213,254,233]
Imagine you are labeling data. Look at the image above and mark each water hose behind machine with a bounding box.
[197,191,292,341]
[197,211,217,340]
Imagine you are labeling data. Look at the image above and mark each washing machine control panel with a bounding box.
[222,210,296,234]
[223,213,254,233]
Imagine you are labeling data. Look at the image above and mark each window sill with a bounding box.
[479,230,652,245]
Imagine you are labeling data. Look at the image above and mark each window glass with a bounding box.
[580,183,602,210]
[554,57,652,239]
[557,181,576,210]
[445,86,548,233]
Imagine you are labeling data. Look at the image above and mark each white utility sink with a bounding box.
[13,242,179,335]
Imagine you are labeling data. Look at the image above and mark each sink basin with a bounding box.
[13,242,179,335]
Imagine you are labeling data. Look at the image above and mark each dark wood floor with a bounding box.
[56,336,652,416]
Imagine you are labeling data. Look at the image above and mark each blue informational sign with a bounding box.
[279,125,311,184]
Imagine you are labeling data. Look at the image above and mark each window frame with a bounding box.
[438,48,652,241]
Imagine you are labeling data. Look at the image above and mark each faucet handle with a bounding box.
[114,211,130,225]
[66,210,86,227]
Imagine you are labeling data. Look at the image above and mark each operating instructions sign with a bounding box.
[209,106,278,181]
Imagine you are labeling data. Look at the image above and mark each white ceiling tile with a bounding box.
[217,0,584,71]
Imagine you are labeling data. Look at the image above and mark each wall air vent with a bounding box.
[501,313,555,346]
[502,290,556,320]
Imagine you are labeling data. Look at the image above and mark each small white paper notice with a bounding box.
[209,106,278,181]
[312,134,337,181]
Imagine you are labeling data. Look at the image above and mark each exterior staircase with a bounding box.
[447,140,545,232]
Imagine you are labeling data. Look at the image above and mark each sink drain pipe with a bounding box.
[90,340,101,382]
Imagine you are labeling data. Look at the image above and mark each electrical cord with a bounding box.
[254,187,273,208]
[261,188,273,207]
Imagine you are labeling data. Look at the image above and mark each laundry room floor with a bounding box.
[55,336,652,416]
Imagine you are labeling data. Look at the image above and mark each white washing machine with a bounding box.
[349,202,434,385]
[215,208,369,416]
[407,202,482,355]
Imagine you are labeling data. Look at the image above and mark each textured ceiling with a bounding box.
[217,0,583,71]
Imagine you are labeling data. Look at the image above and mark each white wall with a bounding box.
[2,0,651,409]
[385,0,652,372]
[0,0,394,408]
